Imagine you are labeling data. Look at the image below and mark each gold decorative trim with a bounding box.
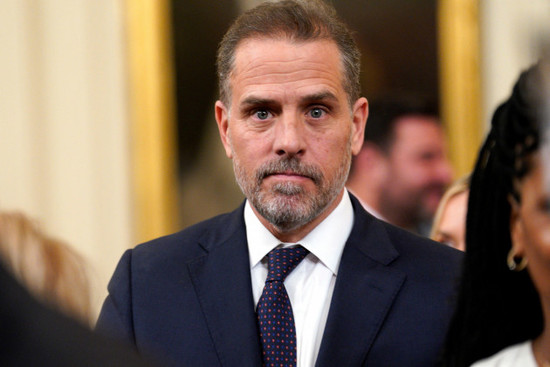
[438,0,484,177]
[125,0,179,243]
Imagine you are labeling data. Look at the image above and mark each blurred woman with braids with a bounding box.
[441,62,550,366]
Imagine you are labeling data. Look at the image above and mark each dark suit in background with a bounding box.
[96,196,461,366]
[0,261,153,367]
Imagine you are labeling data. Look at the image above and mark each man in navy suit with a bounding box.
[96,1,462,366]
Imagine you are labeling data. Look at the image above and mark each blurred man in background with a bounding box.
[347,96,453,235]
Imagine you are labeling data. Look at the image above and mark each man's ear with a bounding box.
[215,100,233,159]
[350,97,368,155]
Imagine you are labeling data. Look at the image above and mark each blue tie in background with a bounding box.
[257,246,309,367]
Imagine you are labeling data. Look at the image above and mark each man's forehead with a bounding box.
[393,116,442,139]
[391,116,446,152]
[231,37,343,76]
[229,37,347,103]
[395,115,440,127]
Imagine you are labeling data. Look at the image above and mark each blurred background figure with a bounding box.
[442,63,550,366]
[347,95,453,235]
[0,211,156,366]
[0,211,92,324]
[430,175,470,251]
[0,259,154,366]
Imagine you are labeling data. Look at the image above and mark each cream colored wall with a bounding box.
[0,0,133,316]
[480,0,550,128]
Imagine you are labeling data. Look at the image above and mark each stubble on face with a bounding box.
[232,139,352,233]
[378,181,442,229]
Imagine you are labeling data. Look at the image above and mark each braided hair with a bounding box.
[441,63,546,366]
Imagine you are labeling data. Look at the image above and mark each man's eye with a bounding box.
[309,108,325,118]
[255,110,270,120]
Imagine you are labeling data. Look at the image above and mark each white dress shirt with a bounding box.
[470,341,537,367]
[245,190,354,367]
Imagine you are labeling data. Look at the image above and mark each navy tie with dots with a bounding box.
[257,246,309,367]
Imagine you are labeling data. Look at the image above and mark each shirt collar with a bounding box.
[245,190,354,275]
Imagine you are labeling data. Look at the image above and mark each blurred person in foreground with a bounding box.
[441,62,550,366]
[96,1,462,366]
[430,176,470,252]
[0,212,154,366]
[0,211,92,324]
[346,96,453,236]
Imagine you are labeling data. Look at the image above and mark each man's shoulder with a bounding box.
[351,205,463,278]
[381,219,458,254]
[351,195,462,261]
[350,194,460,265]
[132,204,246,261]
[379,219,463,277]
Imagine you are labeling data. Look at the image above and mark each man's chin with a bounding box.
[423,191,445,215]
[424,201,441,218]
[255,203,310,232]
[258,191,307,210]
[266,181,308,196]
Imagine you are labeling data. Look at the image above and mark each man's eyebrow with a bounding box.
[240,97,276,108]
[240,92,338,108]
[300,92,338,103]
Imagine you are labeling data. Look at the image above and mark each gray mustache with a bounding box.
[256,157,323,185]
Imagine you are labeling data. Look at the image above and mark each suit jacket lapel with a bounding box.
[316,196,406,367]
[187,204,262,366]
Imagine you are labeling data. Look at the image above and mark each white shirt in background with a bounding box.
[471,340,537,367]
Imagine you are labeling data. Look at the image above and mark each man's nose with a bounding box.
[273,113,306,157]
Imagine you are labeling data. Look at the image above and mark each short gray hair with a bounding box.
[216,0,361,107]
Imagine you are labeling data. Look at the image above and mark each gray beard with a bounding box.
[232,146,351,233]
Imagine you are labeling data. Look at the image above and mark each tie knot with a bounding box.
[266,245,308,282]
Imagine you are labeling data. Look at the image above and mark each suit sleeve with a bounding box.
[95,249,136,346]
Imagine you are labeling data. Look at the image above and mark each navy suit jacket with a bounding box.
[96,195,462,366]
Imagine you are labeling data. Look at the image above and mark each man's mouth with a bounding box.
[270,170,308,177]
[265,171,311,182]
[256,157,322,185]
